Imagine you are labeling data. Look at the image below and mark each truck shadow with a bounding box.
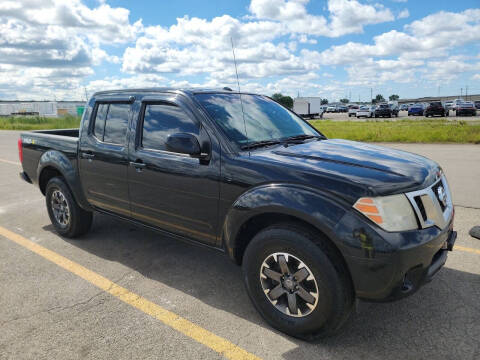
[43,213,480,359]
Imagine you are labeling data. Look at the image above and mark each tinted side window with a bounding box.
[104,104,130,145]
[93,104,108,141]
[142,104,199,151]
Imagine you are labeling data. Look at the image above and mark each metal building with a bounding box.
[0,101,85,117]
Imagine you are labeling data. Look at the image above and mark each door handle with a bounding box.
[81,152,95,159]
[130,161,146,171]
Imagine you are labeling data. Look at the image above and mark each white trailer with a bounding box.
[293,100,310,117]
[293,97,324,119]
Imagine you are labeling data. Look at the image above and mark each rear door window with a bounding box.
[92,103,130,145]
[104,104,130,145]
[93,104,108,141]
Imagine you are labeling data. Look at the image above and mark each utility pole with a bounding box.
[466,85,468,101]
[370,88,373,104]
[349,90,351,101]
[461,88,463,98]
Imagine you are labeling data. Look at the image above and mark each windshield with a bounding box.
[195,93,320,147]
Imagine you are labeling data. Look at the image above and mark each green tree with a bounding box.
[339,98,350,104]
[321,98,329,105]
[389,94,399,101]
[372,94,385,104]
[271,93,294,109]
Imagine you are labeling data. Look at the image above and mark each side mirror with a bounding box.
[165,133,205,158]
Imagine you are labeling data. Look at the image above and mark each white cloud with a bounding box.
[0,0,142,99]
[0,0,142,44]
[423,58,480,82]
[249,0,395,37]
[121,14,320,81]
[311,8,480,66]
[398,9,410,19]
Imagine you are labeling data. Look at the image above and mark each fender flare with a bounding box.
[222,183,350,263]
[37,150,92,211]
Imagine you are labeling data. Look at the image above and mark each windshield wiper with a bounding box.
[240,139,283,150]
[241,135,324,150]
[282,134,325,143]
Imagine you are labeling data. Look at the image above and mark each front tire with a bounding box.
[242,224,354,340]
[46,177,93,238]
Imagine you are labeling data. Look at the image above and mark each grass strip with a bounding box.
[0,115,81,130]
[311,119,480,143]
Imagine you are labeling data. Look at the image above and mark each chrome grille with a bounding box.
[405,175,453,229]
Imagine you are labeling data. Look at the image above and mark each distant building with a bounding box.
[0,100,85,117]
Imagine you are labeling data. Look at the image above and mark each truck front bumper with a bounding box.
[335,210,456,302]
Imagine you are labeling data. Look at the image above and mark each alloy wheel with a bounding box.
[260,252,319,317]
[51,189,70,227]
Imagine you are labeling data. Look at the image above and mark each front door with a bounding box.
[78,100,131,217]
[128,95,220,245]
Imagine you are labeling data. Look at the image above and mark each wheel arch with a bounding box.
[37,150,92,211]
[221,184,352,278]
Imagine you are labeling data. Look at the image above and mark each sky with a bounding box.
[0,0,479,102]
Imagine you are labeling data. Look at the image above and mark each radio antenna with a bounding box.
[230,37,249,152]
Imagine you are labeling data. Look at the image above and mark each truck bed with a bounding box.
[20,128,80,187]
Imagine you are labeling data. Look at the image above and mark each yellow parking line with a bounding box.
[0,226,261,360]
[455,245,480,255]
[0,158,20,166]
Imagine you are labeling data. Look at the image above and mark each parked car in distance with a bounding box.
[451,99,464,112]
[18,87,457,340]
[375,103,394,118]
[348,105,359,117]
[444,101,454,111]
[399,104,408,111]
[325,105,337,113]
[474,101,480,110]
[356,105,374,118]
[456,102,476,116]
[337,105,348,113]
[424,101,448,117]
[408,104,424,116]
[389,104,399,117]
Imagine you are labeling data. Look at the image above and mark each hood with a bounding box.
[249,139,439,202]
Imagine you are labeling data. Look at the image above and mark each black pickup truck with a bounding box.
[374,103,398,118]
[19,88,456,340]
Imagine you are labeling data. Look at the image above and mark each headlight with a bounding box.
[353,194,418,232]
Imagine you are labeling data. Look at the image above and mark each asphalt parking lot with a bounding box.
[1,130,479,360]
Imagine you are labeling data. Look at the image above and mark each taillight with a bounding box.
[18,138,23,163]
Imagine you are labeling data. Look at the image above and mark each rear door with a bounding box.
[127,94,220,245]
[78,98,132,217]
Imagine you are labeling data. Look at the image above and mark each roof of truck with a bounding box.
[92,87,256,97]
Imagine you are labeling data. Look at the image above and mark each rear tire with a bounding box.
[46,177,93,238]
[242,224,354,340]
